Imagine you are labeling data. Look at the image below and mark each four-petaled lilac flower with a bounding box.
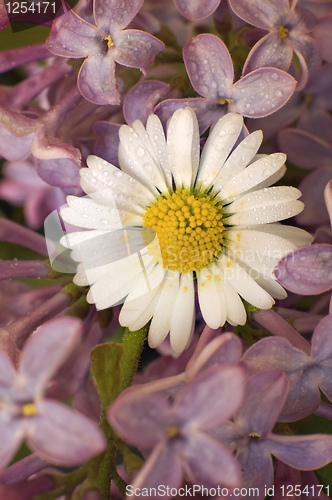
[211,371,332,499]
[242,315,332,421]
[155,34,296,133]
[0,316,106,469]
[46,0,165,105]
[229,0,322,89]
[108,365,244,498]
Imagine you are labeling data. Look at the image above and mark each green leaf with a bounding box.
[91,343,123,412]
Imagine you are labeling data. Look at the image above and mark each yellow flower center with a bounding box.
[143,188,224,273]
[278,26,289,39]
[166,424,179,438]
[219,97,234,105]
[102,34,114,49]
[22,402,37,417]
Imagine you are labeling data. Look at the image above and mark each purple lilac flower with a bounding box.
[0,316,106,468]
[229,0,321,89]
[155,34,296,133]
[108,365,244,497]
[173,0,221,21]
[0,161,66,229]
[46,0,165,105]
[242,315,332,421]
[211,371,332,499]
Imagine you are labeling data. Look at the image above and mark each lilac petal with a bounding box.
[46,10,99,58]
[267,434,332,470]
[325,179,332,223]
[155,98,221,135]
[131,440,183,495]
[313,15,332,64]
[95,0,143,32]
[229,0,289,29]
[32,128,81,164]
[175,365,243,429]
[35,158,81,190]
[183,34,234,99]
[279,370,321,422]
[174,0,221,20]
[275,244,332,295]
[235,441,273,497]
[243,32,293,74]
[113,30,164,74]
[0,127,33,162]
[20,317,82,396]
[29,400,106,465]
[0,108,36,137]
[185,433,241,488]
[232,68,296,118]
[311,315,332,362]
[108,393,169,449]
[298,108,332,143]
[0,350,17,392]
[123,80,170,126]
[292,35,322,79]
[0,1,9,30]
[187,333,242,377]
[236,372,289,436]
[278,128,332,169]
[296,165,332,226]
[78,54,120,105]
[317,366,332,402]
[0,420,24,469]
[93,122,120,164]
[0,45,52,73]
[242,337,309,376]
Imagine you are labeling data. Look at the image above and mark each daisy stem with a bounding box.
[252,309,311,355]
[119,324,148,392]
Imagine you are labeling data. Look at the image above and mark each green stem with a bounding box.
[119,325,148,392]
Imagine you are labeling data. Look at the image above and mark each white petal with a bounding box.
[212,130,263,186]
[60,196,142,230]
[225,227,298,261]
[119,267,165,330]
[170,271,195,354]
[216,277,247,326]
[166,107,199,188]
[223,186,301,214]
[60,229,105,249]
[83,156,155,208]
[146,114,172,188]
[217,153,286,200]
[217,254,275,309]
[224,200,304,225]
[86,252,151,309]
[197,265,226,329]
[244,224,313,248]
[148,271,180,348]
[118,124,168,194]
[197,113,243,187]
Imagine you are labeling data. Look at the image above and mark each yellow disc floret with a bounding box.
[143,188,224,273]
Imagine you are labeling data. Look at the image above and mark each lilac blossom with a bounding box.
[108,365,244,496]
[46,0,165,105]
[155,34,296,133]
[229,0,321,88]
[211,371,332,498]
[242,315,332,421]
[173,0,221,21]
[0,161,66,229]
[0,316,106,468]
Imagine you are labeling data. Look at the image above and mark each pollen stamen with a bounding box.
[143,188,224,273]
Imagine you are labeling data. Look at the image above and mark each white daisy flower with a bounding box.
[60,108,312,354]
